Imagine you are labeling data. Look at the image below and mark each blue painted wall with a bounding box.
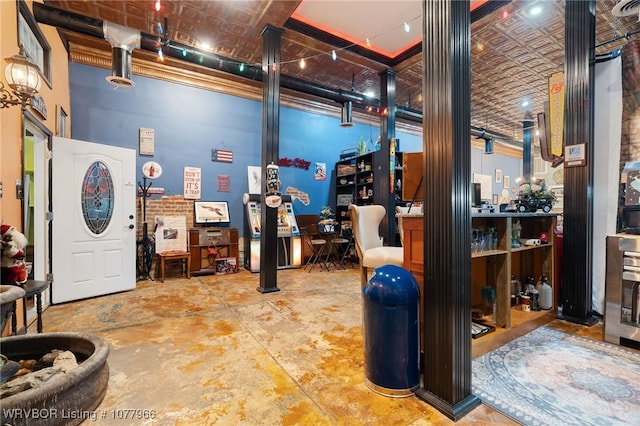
[69,62,520,232]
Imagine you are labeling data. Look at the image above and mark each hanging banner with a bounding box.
[390,138,396,193]
[548,72,565,157]
[183,166,201,199]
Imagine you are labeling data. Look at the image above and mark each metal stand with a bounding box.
[137,178,155,281]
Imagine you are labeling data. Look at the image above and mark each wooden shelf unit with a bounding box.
[401,212,557,330]
[335,151,405,244]
[188,227,239,275]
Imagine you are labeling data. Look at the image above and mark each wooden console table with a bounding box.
[189,227,239,275]
[156,252,191,282]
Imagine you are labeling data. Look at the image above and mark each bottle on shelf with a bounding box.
[525,276,540,311]
[510,275,521,307]
[536,274,553,310]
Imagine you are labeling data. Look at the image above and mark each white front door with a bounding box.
[52,137,137,304]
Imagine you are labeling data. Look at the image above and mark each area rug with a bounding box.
[472,326,640,426]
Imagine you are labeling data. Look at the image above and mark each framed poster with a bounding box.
[139,128,155,156]
[215,257,237,274]
[184,166,201,199]
[154,216,187,254]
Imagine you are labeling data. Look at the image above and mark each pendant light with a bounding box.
[339,101,353,127]
[484,138,494,154]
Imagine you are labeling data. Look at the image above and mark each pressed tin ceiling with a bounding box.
[45,0,639,145]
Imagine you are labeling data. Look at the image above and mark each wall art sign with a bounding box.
[564,144,586,167]
[139,128,155,156]
[212,149,233,163]
[218,175,230,192]
[183,166,201,199]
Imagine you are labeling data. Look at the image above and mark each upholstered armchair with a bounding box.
[349,204,404,288]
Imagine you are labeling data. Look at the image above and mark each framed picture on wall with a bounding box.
[495,169,502,183]
[194,201,230,225]
[503,175,510,189]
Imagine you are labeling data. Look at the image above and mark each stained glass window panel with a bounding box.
[81,161,114,234]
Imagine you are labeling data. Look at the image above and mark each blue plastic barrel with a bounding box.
[362,264,420,397]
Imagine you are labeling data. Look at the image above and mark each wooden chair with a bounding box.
[156,251,191,282]
[349,204,404,288]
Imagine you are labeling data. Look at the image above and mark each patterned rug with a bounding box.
[472,326,640,426]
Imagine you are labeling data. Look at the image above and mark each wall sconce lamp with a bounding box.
[1,46,42,110]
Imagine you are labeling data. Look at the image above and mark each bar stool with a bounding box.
[323,222,351,270]
[302,227,327,272]
[333,226,355,269]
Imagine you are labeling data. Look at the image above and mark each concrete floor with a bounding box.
[41,267,603,425]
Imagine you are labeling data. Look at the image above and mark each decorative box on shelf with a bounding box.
[337,164,356,177]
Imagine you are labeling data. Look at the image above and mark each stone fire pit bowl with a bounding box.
[0,332,110,426]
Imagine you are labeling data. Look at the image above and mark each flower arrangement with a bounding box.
[517,177,555,200]
[319,206,335,222]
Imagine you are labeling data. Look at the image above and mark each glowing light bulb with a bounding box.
[331,50,337,61]
[157,48,164,61]
[530,6,542,16]
[299,58,306,69]
[155,0,161,12]
[502,10,509,19]
[404,21,410,33]
[239,63,245,72]
[366,38,371,48]
[272,63,277,72]
[182,49,187,57]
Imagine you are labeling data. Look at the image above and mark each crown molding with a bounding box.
[68,45,523,157]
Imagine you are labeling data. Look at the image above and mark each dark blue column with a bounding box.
[379,69,397,245]
[561,0,598,325]
[415,0,480,420]
[522,111,534,180]
[258,25,282,294]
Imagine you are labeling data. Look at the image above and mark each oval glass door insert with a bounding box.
[81,161,114,234]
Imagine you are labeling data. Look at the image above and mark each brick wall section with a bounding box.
[137,195,195,236]
[136,195,245,276]
[621,39,640,172]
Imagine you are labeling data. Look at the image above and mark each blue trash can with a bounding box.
[362,264,420,397]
